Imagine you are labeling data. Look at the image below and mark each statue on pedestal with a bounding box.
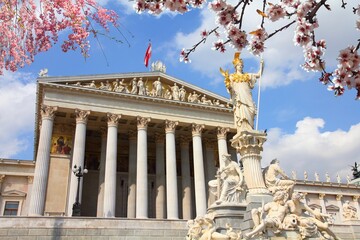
[220,52,264,137]
[214,154,245,205]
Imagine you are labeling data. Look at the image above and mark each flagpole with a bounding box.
[255,55,263,131]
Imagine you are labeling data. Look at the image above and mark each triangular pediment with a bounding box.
[38,71,231,109]
[326,204,340,211]
[308,204,322,210]
[1,190,27,197]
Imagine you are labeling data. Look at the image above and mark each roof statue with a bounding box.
[151,60,166,73]
[220,52,264,137]
[351,162,360,179]
[38,68,48,77]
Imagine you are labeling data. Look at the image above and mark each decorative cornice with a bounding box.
[137,116,151,130]
[75,109,90,124]
[40,105,57,120]
[107,113,121,127]
[192,123,205,137]
[165,120,178,133]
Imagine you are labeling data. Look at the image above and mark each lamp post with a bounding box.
[72,165,88,216]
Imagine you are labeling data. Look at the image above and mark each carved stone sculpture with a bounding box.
[186,214,241,240]
[179,85,187,101]
[130,78,138,94]
[343,200,358,220]
[263,159,294,194]
[171,83,180,100]
[152,77,162,97]
[213,154,244,205]
[245,190,289,239]
[137,78,145,95]
[220,52,264,135]
[286,192,339,240]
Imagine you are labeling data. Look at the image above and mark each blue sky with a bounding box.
[0,1,359,182]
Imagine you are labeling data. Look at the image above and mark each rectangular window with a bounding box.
[3,201,19,216]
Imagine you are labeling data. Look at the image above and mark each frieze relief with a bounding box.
[64,77,230,108]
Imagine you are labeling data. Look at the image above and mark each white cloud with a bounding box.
[0,71,36,158]
[262,117,360,182]
[167,1,358,89]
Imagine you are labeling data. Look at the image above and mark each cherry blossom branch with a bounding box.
[266,20,296,39]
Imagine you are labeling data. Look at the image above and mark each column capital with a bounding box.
[192,123,205,137]
[0,174,5,183]
[107,113,121,127]
[154,132,165,143]
[75,109,90,124]
[353,195,359,202]
[128,130,137,141]
[27,176,34,184]
[204,139,215,149]
[40,105,58,120]
[336,194,343,201]
[319,193,326,200]
[217,127,230,140]
[137,116,151,130]
[165,120,178,133]
[180,135,191,147]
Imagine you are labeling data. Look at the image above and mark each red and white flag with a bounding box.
[144,43,152,67]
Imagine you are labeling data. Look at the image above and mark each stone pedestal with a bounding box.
[207,203,247,234]
[231,130,273,234]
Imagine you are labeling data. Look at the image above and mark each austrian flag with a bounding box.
[144,43,152,67]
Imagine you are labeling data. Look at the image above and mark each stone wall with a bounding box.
[0,217,188,240]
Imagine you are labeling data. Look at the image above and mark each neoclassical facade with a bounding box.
[1,69,360,237]
[25,70,239,219]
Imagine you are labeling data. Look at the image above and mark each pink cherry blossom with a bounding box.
[0,0,119,75]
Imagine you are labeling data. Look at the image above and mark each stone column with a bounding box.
[155,133,166,219]
[97,127,107,217]
[136,117,151,218]
[127,130,137,218]
[204,139,216,182]
[180,136,192,220]
[352,196,360,219]
[217,127,229,169]
[103,113,121,218]
[0,175,5,211]
[23,176,34,215]
[335,194,343,221]
[204,139,216,206]
[67,109,90,216]
[231,132,269,196]
[165,120,179,219]
[319,193,327,214]
[192,123,207,217]
[29,105,57,216]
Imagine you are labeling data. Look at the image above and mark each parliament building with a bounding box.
[0,65,359,239]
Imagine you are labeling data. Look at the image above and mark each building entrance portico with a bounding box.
[28,71,236,220]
